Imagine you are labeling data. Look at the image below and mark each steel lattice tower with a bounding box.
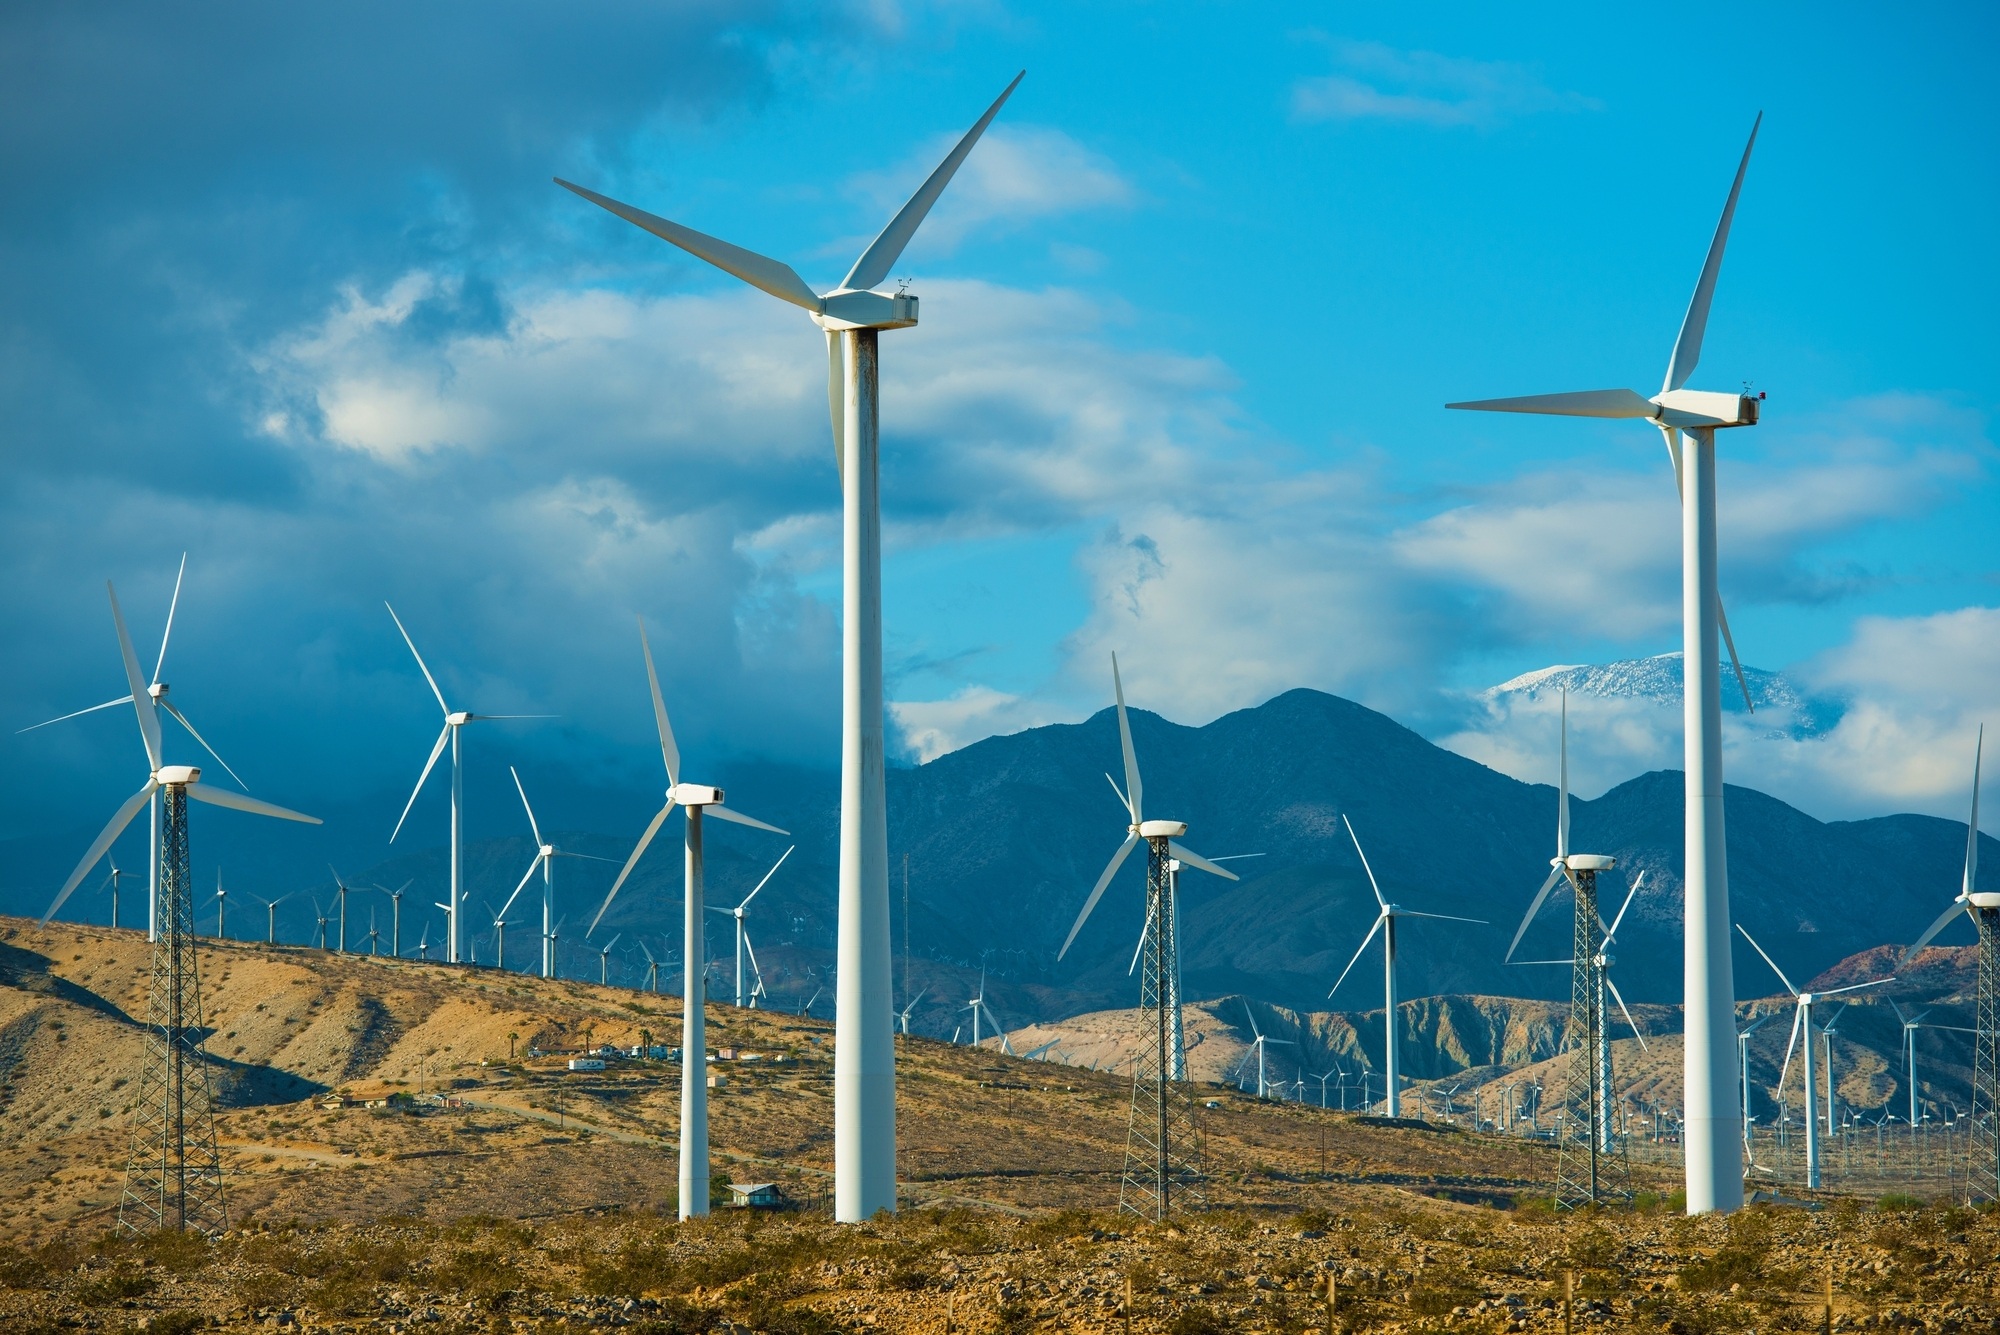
[1554,864,1629,1207]
[119,782,227,1236]
[1970,901,1999,1206]
[1120,838,1202,1219]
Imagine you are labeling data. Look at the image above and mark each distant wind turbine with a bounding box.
[385,603,552,964]
[1327,814,1486,1117]
[897,988,928,1037]
[507,767,618,979]
[251,892,292,945]
[710,846,792,1008]
[1237,1000,1294,1101]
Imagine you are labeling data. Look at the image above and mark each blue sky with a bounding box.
[2,0,1996,860]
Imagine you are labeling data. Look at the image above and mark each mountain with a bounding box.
[7,688,1988,1046]
[1486,652,1845,738]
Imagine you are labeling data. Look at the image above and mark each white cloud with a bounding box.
[890,686,1057,763]
[1291,38,1596,129]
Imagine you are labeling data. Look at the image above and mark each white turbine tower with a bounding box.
[251,892,291,945]
[22,557,250,942]
[589,617,786,1221]
[37,585,321,931]
[310,899,331,950]
[558,75,1022,1221]
[507,767,618,979]
[1450,118,1766,1214]
[1889,1000,1932,1131]
[1735,924,1888,1190]
[1328,815,1486,1117]
[385,603,551,965]
[709,846,793,1008]
[374,880,412,958]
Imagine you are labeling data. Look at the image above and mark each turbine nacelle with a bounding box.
[156,764,201,785]
[672,783,724,807]
[446,711,473,726]
[1971,892,2000,910]
[1654,389,1760,429]
[1566,854,1617,872]
[1137,819,1187,839]
[813,290,920,332]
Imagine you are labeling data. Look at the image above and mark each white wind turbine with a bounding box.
[212,869,227,939]
[897,988,927,1036]
[1735,923,1889,1190]
[310,898,331,950]
[709,846,793,1008]
[507,767,619,979]
[1328,814,1486,1117]
[37,584,320,931]
[101,857,128,930]
[374,880,412,958]
[1888,1000,1933,1131]
[415,922,432,961]
[251,892,292,945]
[22,557,251,941]
[327,863,355,953]
[964,970,1016,1055]
[1238,1000,1294,1101]
[589,617,786,1221]
[1450,118,1769,1215]
[595,933,621,987]
[558,74,1023,1220]
[385,603,551,965]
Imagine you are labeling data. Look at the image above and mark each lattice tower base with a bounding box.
[1553,867,1629,1207]
[1120,837,1203,1219]
[1969,906,1999,1205]
[119,783,228,1236]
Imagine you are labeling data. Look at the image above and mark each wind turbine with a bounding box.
[709,846,793,1007]
[374,880,411,958]
[416,922,432,961]
[1328,815,1486,1117]
[485,901,514,972]
[1737,1013,1772,1148]
[558,75,1022,1221]
[589,617,786,1221]
[595,933,621,987]
[251,892,291,945]
[1736,924,1889,1190]
[897,988,928,1036]
[508,767,618,979]
[366,908,383,957]
[37,584,320,932]
[213,869,227,940]
[1450,118,1767,1215]
[25,559,258,939]
[101,858,127,930]
[639,940,664,993]
[328,864,355,954]
[1240,1001,1294,1101]
[310,898,332,950]
[385,603,551,965]
[1889,1000,1932,1131]
[965,971,1016,1055]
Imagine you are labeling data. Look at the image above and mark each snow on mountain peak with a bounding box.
[1485,653,1843,738]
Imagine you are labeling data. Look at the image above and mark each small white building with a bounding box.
[567,1057,606,1072]
[726,1182,785,1209]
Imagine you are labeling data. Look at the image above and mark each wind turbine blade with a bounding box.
[840,71,1024,292]
[639,940,657,963]
[707,804,789,836]
[742,931,765,991]
[1058,832,1139,961]
[740,845,794,909]
[1735,922,1798,996]
[555,851,623,863]
[1603,871,1647,946]
[1242,997,1262,1041]
[1445,388,1656,419]
[825,330,846,482]
[187,783,320,824]
[159,700,247,789]
[510,765,544,847]
[636,617,680,785]
[1128,898,1154,976]
[592,800,676,934]
[152,552,187,685]
[1605,975,1648,1052]
[1103,771,1133,820]
[499,853,544,921]
[1821,977,1891,998]
[1167,841,1240,881]
[389,723,452,843]
[1717,600,1755,714]
[555,179,823,312]
[1341,815,1389,911]
[16,695,133,733]
[1506,865,1567,963]
[1664,113,1760,394]
[1778,1005,1803,1092]
[1899,896,1970,966]
[1111,653,1142,822]
[1557,688,1570,858]
[1328,914,1385,999]
[1965,724,1984,901]
[1399,910,1489,924]
[42,780,157,926]
[107,582,163,771]
[384,603,451,714]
